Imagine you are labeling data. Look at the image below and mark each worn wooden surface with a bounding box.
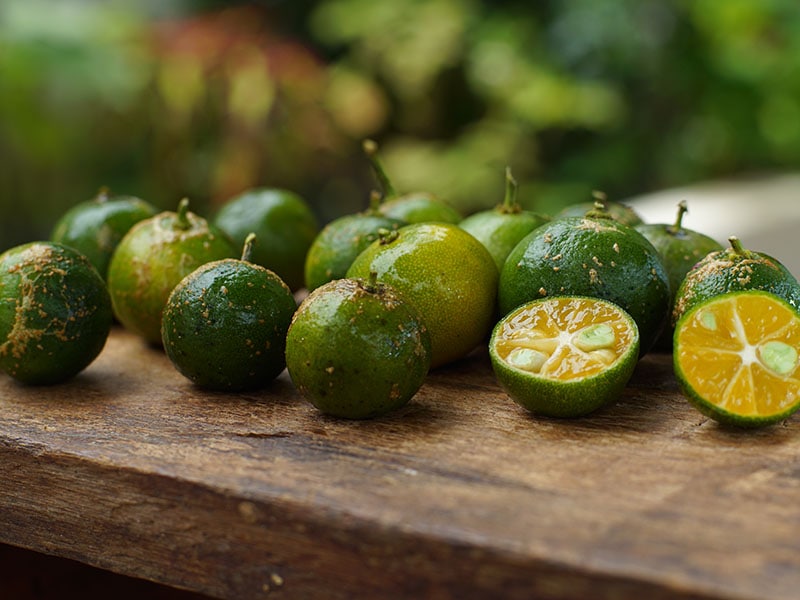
[1,327,798,600]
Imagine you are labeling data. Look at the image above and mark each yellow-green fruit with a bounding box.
[0,242,112,384]
[347,223,498,368]
[107,199,237,345]
[286,277,431,419]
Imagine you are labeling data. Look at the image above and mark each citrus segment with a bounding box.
[490,296,640,417]
[674,291,800,427]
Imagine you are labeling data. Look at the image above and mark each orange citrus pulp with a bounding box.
[493,297,638,381]
[675,291,800,424]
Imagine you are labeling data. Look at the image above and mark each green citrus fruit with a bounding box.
[635,201,724,350]
[214,187,320,290]
[556,191,643,226]
[107,198,237,345]
[363,139,462,224]
[285,275,432,419]
[490,296,640,417]
[304,192,405,292]
[459,167,549,272]
[50,188,158,280]
[162,234,297,391]
[0,242,112,384]
[498,204,670,355]
[673,236,800,325]
[347,222,498,368]
[674,290,800,428]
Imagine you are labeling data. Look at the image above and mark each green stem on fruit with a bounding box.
[367,190,383,215]
[363,139,398,199]
[728,236,751,257]
[585,191,612,219]
[241,233,257,263]
[667,200,688,234]
[95,186,111,203]
[498,166,521,215]
[176,198,191,230]
[377,227,399,245]
[592,190,608,206]
[364,270,380,293]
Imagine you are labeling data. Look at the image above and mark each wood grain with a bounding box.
[1,327,798,600]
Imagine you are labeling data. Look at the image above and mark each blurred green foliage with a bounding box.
[2,0,800,250]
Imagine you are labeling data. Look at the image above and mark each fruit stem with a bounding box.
[498,166,521,215]
[367,190,383,215]
[377,227,399,245]
[667,200,688,234]
[364,270,380,293]
[176,198,191,230]
[363,139,397,199]
[241,233,257,262]
[95,186,111,203]
[592,190,608,207]
[585,191,612,219]
[728,236,750,257]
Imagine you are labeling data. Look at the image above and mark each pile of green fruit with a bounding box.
[1,146,799,430]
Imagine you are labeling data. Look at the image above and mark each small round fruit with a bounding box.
[304,191,405,292]
[0,242,112,384]
[50,188,158,280]
[285,275,432,419]
[498,205,670,355]
[557,191,643,226]
[214,187,320,290]
[674,290,800,428]
[162,234,297,391]
[459,167,549,272]
[490,296,640,418]
[347,223,498,368]
[107,198,237,345]
[673,236,800,325]
[363,139,461,224]
[635,201,724,350]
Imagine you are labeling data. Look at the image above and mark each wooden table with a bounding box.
[1,327,798,600]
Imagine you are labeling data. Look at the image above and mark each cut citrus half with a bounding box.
[489,296,640,417]
[674,290,800,427]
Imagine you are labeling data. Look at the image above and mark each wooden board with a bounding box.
[1,327,798,600]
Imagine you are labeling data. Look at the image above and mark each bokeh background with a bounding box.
[3,0,800,254]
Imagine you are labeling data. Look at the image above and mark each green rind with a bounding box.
[635,223,724,351]
[107,209,237,345]
[498,216,670,355]
[0,242,112,385]
[304,213,405,292]
[285,278,432,419]
[50,195,158,280]
[556,201,643,226]
[673,290,800,428]
[459,210,549,273]
[378,192,462,225]
[162,259,296,391]
[214,188,320,290]
[347,223,498,369]
[489,297,640,418]
[673,246,800,325]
